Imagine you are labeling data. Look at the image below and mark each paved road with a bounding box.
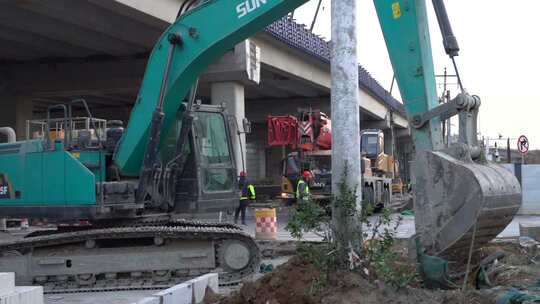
[3,209,536,244]
[237,208,540,241]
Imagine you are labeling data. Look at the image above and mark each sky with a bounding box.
[293,0,540,149]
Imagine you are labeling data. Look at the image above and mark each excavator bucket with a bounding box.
[413,147,522,261]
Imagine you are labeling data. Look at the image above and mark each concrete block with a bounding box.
[520,223,540,241]
[191,273,219,303]
[137,296,160,304]
[201,273,219,294]
[150,273,220,304]
[0,286,43,304]
[0,273,15,296]
[154,283,192,304]
[191,277,207,303]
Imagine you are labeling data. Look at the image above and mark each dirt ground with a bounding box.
[208,240,540,304]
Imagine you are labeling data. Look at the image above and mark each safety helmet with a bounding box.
[240,171,248,177]
[302,170,313,179]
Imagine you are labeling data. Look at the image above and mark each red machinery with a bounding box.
[267,109,331,151]
[268,109,392,210]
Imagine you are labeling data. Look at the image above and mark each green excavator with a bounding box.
[0,0,521,291]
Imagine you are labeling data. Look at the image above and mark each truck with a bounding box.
[269,109,393,209]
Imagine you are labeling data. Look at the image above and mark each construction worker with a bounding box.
[235,171,256,225]
[296,170,312,202]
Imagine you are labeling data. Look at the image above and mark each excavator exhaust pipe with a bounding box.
[413,144,522,261]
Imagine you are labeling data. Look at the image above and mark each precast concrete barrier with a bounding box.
[0,273,43,304]
[137,273,219,304]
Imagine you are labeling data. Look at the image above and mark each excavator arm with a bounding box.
[373,0,521,267]
[374,0,443,152]
[113,0,309,176]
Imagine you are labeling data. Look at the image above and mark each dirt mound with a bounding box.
[216,256,493,304]
[212,241,540,304]
[220,257,322,304]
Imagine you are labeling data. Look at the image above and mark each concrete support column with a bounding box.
[384,127,396,179]
[384,129,393,155]
[15,97,33,140]
[331,0,362,260]
[211,82,246,175]
[258,147,266,181]
[0,95,33,141]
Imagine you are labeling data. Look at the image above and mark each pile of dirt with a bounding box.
[208,241,540,304]
[213,256,493,304]
[223,257,322,304]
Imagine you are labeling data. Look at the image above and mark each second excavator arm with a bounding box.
[373,0,521,275]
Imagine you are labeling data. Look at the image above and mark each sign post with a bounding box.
[517,135,529,165]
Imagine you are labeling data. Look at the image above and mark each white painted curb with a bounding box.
[137,273,219,304]
[0,273,15,296]
[0,273,44,304]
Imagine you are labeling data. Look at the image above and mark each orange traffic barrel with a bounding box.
[255,208,278,240]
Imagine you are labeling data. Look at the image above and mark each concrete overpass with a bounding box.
[0,0,412,181]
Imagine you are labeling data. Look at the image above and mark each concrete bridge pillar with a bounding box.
[211,82,246,175]
[0,95,33,141]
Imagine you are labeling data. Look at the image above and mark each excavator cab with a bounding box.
[168,104,238,214]
[361,129,395,176]
[360,129,384,160]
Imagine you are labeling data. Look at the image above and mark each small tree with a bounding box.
[286,163,418,289]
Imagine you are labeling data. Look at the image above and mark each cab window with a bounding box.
[193,112,234,192]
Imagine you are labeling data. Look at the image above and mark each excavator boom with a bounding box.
[114,0,309,176]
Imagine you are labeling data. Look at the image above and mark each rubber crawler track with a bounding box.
[0,220,261,293]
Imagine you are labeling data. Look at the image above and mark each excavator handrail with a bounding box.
[113,0,309,176]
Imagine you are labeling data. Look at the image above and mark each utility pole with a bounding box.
[436,67,457,147]
[331,0,362,265]
[310,0,323,31]
[390,112,396,179]
[507,138,512,163]
[446,90,451,144]
[442,68,448,146]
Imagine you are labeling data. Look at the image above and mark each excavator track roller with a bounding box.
[0,220,261,293]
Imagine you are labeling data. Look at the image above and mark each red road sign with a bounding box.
[518,135,529,155]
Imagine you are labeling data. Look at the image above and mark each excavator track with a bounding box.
[0,220,260,293]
